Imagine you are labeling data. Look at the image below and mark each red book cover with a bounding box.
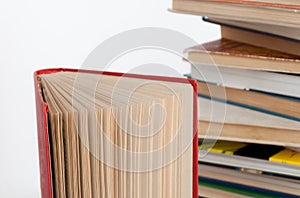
[34,68,198,198]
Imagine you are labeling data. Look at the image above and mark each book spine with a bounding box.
[34,72,53,198]
[190,78,199,198]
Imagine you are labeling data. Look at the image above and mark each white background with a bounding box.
[0,0,218,197]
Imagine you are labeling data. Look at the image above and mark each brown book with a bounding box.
[187,39,300,74]
[197,81,300,120]
[204,17,300,41]
[198,96,300,131]
[171,0,300,27]
[199,0,300,9]
[198,120,300,147]
[198,185,248,198]
[221,25,300,56]
[198,164,300,196]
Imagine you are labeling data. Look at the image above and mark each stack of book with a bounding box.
[171,0,300,197]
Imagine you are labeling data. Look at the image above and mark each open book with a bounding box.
[34,68,198,198]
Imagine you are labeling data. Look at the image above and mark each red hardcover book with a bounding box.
[34,68,198,198]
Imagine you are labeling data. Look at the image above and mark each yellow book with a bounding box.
[269,149,300,166]
[199,141,247,155]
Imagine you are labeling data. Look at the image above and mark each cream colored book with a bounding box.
[190,63,300,98]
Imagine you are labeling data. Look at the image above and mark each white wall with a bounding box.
[0,0,219,197]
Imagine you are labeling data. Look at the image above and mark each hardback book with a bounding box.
[202,17,300,55]
[198,96,300,131]
[198,140,300,196]
[171,0,300,27]
[34,68,198,198]
[196,80,300,121]
[189,63,300,98]
[199,120,300,148]
[203,17,300,41]
[197,96,300,147]
[195,0,300,8]
[186,39,300,74]
[198,164,300,197]
[220,25,300,56]
[198,182,251,198]
[199,140,284,158]
[198,175,288,198]
[269,149,300,166]
[199,146,300,177]
[199,140,247,155]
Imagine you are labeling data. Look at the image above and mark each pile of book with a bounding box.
[171,0,300,197]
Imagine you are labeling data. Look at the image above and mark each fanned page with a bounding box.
[37,71,194,198]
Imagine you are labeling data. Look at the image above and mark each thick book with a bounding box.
[203,17,300,41]
[196,80,300,121]
[34,68,198,198]
[197,96,300,147]
[198,164,300,197]
[196,0,300,8]
[187,39,300,74]
[199,120,300,148]
[220,25,300,56]
[171,0,300,27]
[198,177,283,198]
[202,17,300,55]
[270,149,300,166]
[190,63,300,98]
[199,140,247,155]
[198,140,300,196]
[198,96,300,131]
